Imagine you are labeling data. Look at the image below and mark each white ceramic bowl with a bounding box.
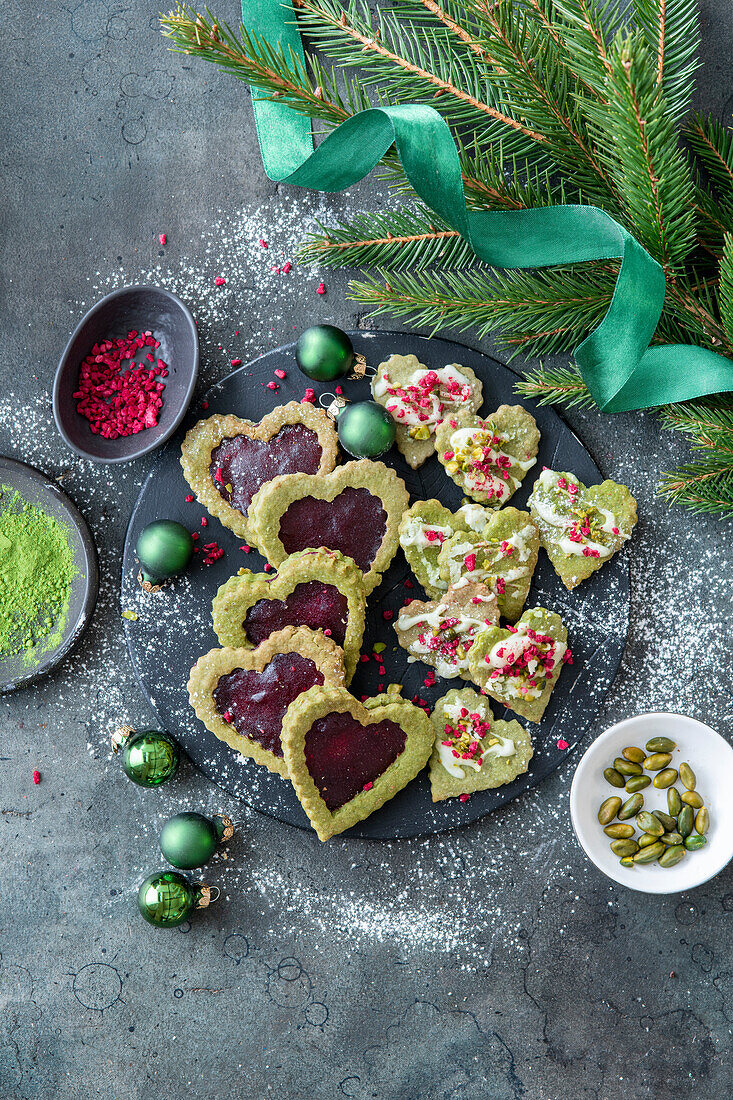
[570,712,733,894]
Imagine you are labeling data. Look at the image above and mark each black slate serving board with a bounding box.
[122,332,630,838]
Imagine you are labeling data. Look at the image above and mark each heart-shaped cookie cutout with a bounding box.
[180,402,339,541]
[371,353,483,468]
[281,686,433,840]
[247,460,409,595]
[467,607,569,722]
[434,406,540,506]
[187,626,346,776]
[437,507,540,621]
[394,579,499,681]
[398,499,494,599]
[528,469,637,590]
[212,548,367,682]
[428,687,533,801]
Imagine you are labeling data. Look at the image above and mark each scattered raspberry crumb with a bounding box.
[316,282,326,295]
[240,545,251,553]
[267,381,279,391]
[222,711,233,723]
[274,369,286,379]
[363,781,373,792]
[360,654,370,663]
[230,358,242,367]
[301,389,316,404]
[201,517,208,527]
[323,628,332,636]
[214,276,226,286]
[404,579,414,588]
[185,494,194,503]
[158,233,167,246]
[201,401,209,410]
[382,610,394,620]
[282,261,292,274]
[335,385,343,395]
[270,266,281,274]
[264,563,274,573]
[259,239,268,248]
[556,739,569,750]
[32,770,41,785]
[459,793,471,803]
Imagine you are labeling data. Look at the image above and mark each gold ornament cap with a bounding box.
[196,883,220,909]
[111,724,135,753]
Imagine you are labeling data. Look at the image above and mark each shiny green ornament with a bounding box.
[136,519,194,586]
[137,870,214,928]
[160,811,234,870]
[295,324,354,381]
[336,400,396,458]
[112,725,180,787]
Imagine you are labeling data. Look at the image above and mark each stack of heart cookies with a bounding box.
[181,350,637,841]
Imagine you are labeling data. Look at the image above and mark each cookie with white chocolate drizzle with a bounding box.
[434,406,540,507]
[394,579,499,682]
[528,469,637,590]
[437,506,540,621]
[428,687,533,802]
[372,353,483,469]
[398,499,494,599]
[467,607,570,723]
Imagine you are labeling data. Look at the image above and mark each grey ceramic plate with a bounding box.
[0,457,99,692]
[122,332,630,839]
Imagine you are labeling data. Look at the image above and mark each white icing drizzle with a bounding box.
[483,619,563,701]
[397,594,497,679]
[441,525,536,586]
[437,700,516,777]
[448,427,535,495]
[375,364,472,427]
[456,503,490,532]
[400,518,453,550]
[558,535,612,558]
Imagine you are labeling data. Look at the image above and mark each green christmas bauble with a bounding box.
[295,325,354,381]
[136,520,193,585]
[114,726,180,787]
[137,870,209,928]
[336,401,396,458]
[160,811,233,869]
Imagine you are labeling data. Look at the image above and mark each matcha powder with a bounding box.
[0,486,78,664]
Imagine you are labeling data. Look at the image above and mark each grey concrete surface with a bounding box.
[2,2,733,1098]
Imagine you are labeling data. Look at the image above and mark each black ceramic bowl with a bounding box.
[53,285,199,463]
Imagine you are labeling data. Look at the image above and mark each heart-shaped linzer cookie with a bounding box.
[394,579,499,681]
[247,460,409,595]
[467,607,570,723]
[187,626,346,776]
[437,507,540,621]
[371,353,483,469]
[281,686,434,840]
[434,406,540,507]
[528,469,637,590]
[398,499,493,599]
[180,402,339,541]
[211,548,367,682]
[428,687,533,802]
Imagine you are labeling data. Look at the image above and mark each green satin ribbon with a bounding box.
[243,0,733,412]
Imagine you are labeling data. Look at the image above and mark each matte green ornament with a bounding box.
[295,325,354,381]
[137,870,214,928]
[336,401,396,458]
[160,811,234,869]
[112,725,180,787]
[136,520,194,586]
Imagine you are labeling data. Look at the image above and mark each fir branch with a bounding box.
[720,234,733,344]
[686,116,733,215]
[293,0,545,143]
[516,363,595,408]
[298,206,472,269]
[589,31,696,272]
[348,262,618,353]
[658,398,733,514]
[635,0,700,116]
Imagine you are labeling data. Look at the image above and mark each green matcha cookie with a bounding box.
[434,406,540,507]
[399,499,495,599]
[394,579,499,682]
[187,626,346,777]
[437,507,540,620]
[211,548,367,683]
[528,469,638,590]
[281,686,434,841]
[246,459,409,595]
[467,607,569,723]
[428,687,533,801]
[371,353,483,469]
[180,402,338,543]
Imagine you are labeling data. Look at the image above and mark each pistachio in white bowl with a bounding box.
[570,712,733,894]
